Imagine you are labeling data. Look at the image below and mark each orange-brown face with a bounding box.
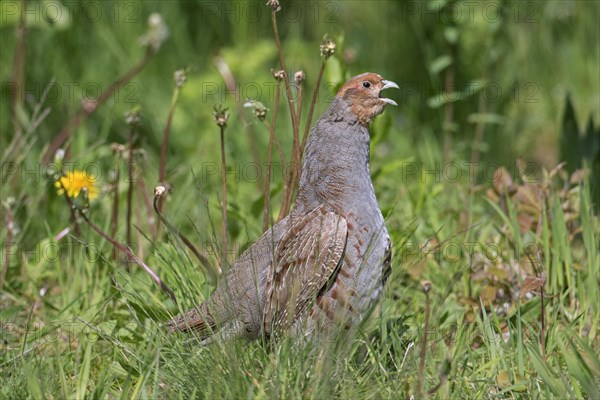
[336,73,399,125]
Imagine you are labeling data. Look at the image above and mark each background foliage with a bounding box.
[1,0,599,398]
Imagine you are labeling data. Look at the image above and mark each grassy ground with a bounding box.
[1,1,599,399]
[1,161,598,399]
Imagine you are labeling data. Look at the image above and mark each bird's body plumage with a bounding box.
[168,73,396,342]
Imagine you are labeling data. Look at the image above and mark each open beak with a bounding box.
[380,80,399,106]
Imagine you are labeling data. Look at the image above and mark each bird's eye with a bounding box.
[362,81,371,88]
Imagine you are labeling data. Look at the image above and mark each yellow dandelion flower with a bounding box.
[55,170,100,200]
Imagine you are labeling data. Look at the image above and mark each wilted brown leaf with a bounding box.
[514,185,542,213]
[548,162,566,179]
[569,169,585,184]
[517,213,534,233]
[493,167,516,196]
[519,273,546,298]
[486,188,499,202]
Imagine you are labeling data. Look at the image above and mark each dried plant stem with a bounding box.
[270,10,301,219]
[137,176,156,237]
[10,0,27,140]
[442,44,456,165]
[471,103,486,164]
[263,81,282,232]
[295,79,304,129]
[278,175,295,221]
[152,196,218,283]
[540,281,546,356]
[219,124,229,263]
[42,49,154,164]
[264,121,287,179]
[525,253,547,357]
[300,58,328,156]
[214,56,262,168]
[470,76,488,166]
[270,11,300,138]
[1,206,14,291]
[135,197,144,260]
[78,209,177,303]
[111,157,120,260]
[126,131,136,250]
[158,85,181,216]
[111,165,120,236]
[58,180,81,236]
[418,284,432,398]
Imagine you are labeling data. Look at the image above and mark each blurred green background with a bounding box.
[1,0,599,246]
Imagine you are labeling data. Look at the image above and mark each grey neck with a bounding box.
[293,98,376,216]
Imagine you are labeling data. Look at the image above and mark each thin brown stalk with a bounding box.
[42,49,154,164]
[214,56,262,168]
[278,166,296,220]
[78,209,177,303]
[111,154,121,260]
[137,175,156,237]
[135,196,144,260]
[442,44,456,165]
[300,58,328,156]
[111,166,120,237]
[295,79,304,130]
[418,281,432,398]
[158,102,175,186]
[270,9,301,219]
[152,194,218,283]
[219,124,229,262]
[126,131,136,250]
[158,85,181,215]
[1,205,14,291]
[58,179,81,236]
[470,72,489,166]
[540,281,545,356]
[264,121,287,178]
[263,81,282,232]
[10,0,27,139]
[525,253,547,356]
[270,11,300,138]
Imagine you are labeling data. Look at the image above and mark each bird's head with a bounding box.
[336,73,399,125]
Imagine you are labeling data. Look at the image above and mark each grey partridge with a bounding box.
[167,72,397,341]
